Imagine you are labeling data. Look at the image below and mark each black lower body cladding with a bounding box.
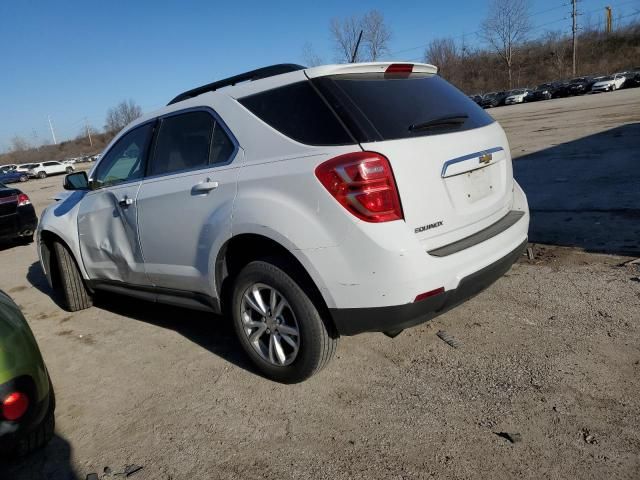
[330,239,527,336]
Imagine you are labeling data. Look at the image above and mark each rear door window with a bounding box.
[239,81,353,146]
[149,111,216,176]
[313,73,494,142]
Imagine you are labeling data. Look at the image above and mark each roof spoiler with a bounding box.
[305,62,438,79]
[167,64,306,105]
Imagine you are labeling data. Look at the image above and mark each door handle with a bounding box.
[119,196,133,207]
[192,180,219,194]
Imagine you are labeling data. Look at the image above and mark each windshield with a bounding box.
[600,76,614,81]
[509,89,525,95]
[536,84,552,90]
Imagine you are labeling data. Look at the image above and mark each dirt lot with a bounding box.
[2,90,639,480]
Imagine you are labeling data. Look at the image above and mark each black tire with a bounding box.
[231,259,337,383]
[14,387,55,457]
[65,167,73,174]
[53,241,93,311]
[37,171,46,179]
[19,175,27,182]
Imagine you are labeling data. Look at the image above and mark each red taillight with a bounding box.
[17,193,31,206]
[2,392,29,421]
[315,152,403,223]
[414,287,445,302]
[385,63,413,73]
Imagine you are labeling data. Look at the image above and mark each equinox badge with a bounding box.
[415,221,444,234]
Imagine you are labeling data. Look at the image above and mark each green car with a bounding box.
[0,290,55,456]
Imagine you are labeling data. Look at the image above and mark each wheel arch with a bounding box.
[215,233,336,332]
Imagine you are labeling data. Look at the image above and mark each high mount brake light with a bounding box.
[17,193,31,206]
[315,152,403,223]
[385,63,414,73]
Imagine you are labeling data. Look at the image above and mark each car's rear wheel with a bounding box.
[37,171,46,179]
[65,167,73,174]
[53,241,93,311]
[19,175,27,182]
[231,259,337,383]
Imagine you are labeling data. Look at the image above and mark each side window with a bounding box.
[44,161,58,167]
[239,81,353,146]
[149,111,214,176]
[94,123,153,188]
[210,123,235,165]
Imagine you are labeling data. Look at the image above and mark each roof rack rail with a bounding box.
[167,63,307,105]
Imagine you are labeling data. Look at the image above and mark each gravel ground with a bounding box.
[2,89,639,480]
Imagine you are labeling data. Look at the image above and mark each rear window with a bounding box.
[312,73,494,142]
[239,81,353,146]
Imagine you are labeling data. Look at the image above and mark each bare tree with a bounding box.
[301,42,323,67]
[330,10,392,63]
[544,31,570,78]
[10,135,30,153]
[104,99,142,134]
[424,37,459,80]
[362,10,392,61]
[480,0,531,88]
[330,15,363,63]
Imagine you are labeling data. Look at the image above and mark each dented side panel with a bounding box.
[77,182,150,285]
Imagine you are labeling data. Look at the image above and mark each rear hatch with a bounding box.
[310,66,513,249]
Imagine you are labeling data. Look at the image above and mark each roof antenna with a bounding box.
[350,30,363,63]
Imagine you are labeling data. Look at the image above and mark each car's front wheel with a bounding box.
[37,171,46,179]
[53,241,93,311]
[65,167,73,174]
[231,259,337,383]
[19,175,27,182]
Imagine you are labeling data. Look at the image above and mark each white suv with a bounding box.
[37,62,529,383]
[28,161,74,179]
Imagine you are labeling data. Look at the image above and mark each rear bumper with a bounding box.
[0,205,37,240]
[330,239,527,335]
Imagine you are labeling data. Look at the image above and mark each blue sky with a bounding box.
[1,0,638,152]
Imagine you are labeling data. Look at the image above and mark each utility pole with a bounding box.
[605,6,613,34]
[571,0,578,76]
[85,118,93,147]
[47,115,57,145]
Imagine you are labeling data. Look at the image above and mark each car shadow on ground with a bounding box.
[0,238,32,253]
[26,261,257,376]
[514,122,640,256]
[1,433,78,480]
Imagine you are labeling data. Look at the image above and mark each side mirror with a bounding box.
[63,171,89,191]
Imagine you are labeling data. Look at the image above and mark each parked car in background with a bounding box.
[566,77,595,95]
[38,62,529,383]
[504,88,530,105]
[468,94,483,105]
[0,164,18,173]
[16,163,38,174]
[27,161,74,179]
[479,91,508,108]
[621,70,640,88]
[0,170,29,184]
[591,73,626,93]
[529,83,559,101]
[0,291,55,456]
[0,182,36,243]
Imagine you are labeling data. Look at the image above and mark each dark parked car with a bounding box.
[0,183,37,244]
[479,91,508,108]
[0,170,29,184]
[565,77,596,95]
[621,70,640,88]
[529,83,561,101]
[0,291,55,456]
[468,94,483,105]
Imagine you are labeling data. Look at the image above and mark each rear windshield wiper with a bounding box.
[408,114,469,132]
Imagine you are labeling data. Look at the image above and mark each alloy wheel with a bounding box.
[240,283,300,366]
